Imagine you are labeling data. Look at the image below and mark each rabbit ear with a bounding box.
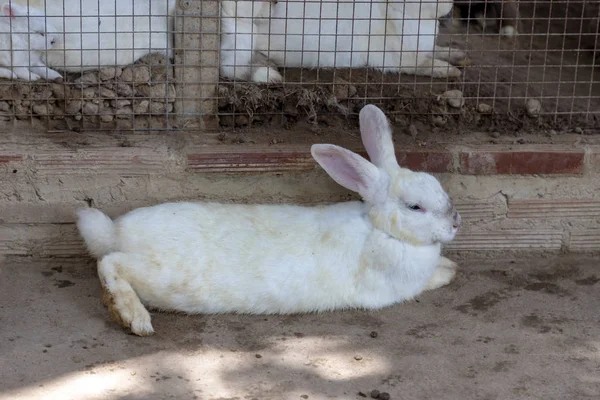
[359,105,398,171]
[311,144,382,201]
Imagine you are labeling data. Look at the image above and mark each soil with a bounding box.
[219,0,600,135]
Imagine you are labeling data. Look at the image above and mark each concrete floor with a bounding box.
[0,255,598,400]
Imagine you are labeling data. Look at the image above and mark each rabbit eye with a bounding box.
[407,204,424,212]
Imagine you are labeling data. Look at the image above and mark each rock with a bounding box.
[378,393,390,400]
[74,73,99,88]
[548,129,557,135]
[74,113,82,121]
[51,83,68,99]
[32,103,53,116]
[82,88,96,99]
[408,124,418,137]
[98,67,122,81]
[149,101,173,114]
[99,87,117,99]
[52,107,64,119]
[477,103,493,113]
[113,82,135,97]
[65,100,83,115]
[112,99,132,108]
[115,106,133,119]
[14,103,29,119]
[0,101,10,112]
[443,89,464,108]
[120,65,151,83]
[431,115,447,127]
[525,98,541,117]
[574,127,583,134]
[0,112,11,121]
[100,111,114,123]
[133,100,150,114]
[27,88,53,101]
[370,390,380,398]
[136,83,176,101]
[82,102,99,115]
[489,131,501,138]
[354,355,363,361]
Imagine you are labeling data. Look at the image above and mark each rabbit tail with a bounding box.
[76,208,116,258]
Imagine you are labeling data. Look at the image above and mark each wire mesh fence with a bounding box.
[0,0,597,134]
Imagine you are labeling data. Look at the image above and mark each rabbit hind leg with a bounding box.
[98,253,154,336]
[423,257,458,291]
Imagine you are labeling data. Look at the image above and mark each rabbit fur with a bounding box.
[220,0,469,83]
[0,2,62,81]
[77,104,462,336]
[11,0,175,72]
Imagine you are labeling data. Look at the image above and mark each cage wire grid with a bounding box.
[0,0,597,134]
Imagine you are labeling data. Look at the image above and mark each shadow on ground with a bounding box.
[1,255,599,399]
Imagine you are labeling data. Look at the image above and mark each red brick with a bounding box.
[395,151,454,173]
[460,151,585,175]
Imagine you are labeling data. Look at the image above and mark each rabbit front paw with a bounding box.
[29,66,63,80]
[424,257,458,291]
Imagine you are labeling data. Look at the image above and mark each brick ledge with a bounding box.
[0,131,595,175]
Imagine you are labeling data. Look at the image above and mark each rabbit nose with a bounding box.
[452,211,462,229]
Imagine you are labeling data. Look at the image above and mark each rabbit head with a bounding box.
[311,105,461,246]
[1,3,59,51]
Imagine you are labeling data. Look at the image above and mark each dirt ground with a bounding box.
[219,0,600,134]
[1,254,598,400]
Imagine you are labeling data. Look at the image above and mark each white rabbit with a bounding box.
[220,0,283,83]
[12,0,175,72]
[0,2,62,81]
[220,0,467,83]
[76,104,462,336]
